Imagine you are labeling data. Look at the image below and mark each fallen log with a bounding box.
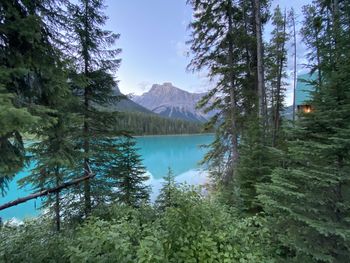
[0,168,94,211]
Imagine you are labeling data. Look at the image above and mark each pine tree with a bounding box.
[187,0,272,207]
[235,120,282,213]
[259,1,350,261]
[0,88,37,194]
[234,3,291,214]
[1,0,80,231]
[107,137,150,208]
[187,0,256,185]
[0,0,69,195]
[253,0,267,124]
[156,167,178,211]
[265,6,289,147]
[67,0,121,216]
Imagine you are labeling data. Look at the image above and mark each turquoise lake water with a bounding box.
[0,134,213,221]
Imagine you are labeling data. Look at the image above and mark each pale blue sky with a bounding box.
[105,0,311,105]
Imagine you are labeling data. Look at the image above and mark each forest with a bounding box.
[0,0,350,262]
[116,111,205,135]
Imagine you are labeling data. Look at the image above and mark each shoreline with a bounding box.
[133,132,214,138]
[22,133,215,147]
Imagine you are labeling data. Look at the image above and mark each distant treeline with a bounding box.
[116,111,208,135]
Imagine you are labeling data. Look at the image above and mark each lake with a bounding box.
[0,134,214,221]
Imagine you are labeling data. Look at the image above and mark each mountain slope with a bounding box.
[132,82,210,122]
[109,87,154,114]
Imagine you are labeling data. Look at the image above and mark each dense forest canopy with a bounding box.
[1,0,350,262]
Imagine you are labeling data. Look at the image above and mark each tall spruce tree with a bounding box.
[0,89,36,194]
[67,0,121,217]
[1,0,80,231]
[259,1,350,261]
[235,3,291,214]
[0,0,69,195]
[187,0,254,185]
[106,137,150,208]
[265,6,289,147]
[187,0,271,207]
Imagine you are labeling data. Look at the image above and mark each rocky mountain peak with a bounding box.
[132,83,213,122]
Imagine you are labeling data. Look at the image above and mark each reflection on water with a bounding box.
[0,134,213,221]
[147,169,208,202]
[137,134,211,179]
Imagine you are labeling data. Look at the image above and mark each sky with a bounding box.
[105,0,311,105]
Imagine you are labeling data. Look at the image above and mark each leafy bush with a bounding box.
[0,187,277,262]
[0,219,69,263]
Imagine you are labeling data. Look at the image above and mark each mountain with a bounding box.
[132,82,210,122]
[109,87,154,114]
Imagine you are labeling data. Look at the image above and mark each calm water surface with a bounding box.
[0,134,213,221]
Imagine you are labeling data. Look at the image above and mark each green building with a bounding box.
[295,73,316,113]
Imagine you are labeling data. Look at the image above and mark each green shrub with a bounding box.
[0,187,277,262]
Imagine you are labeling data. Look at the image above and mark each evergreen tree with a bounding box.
[0,0,66,193]
[67,0,121,216]
[253,0,267,124]
[187,0,254,185]
[106,137,150,208]
[235,121,282,213]
[259,1,350,261]
[265,6,289,147]
[0,88,36,194]
[187,0,271,207]
[234,4,290,214]
[156,167,179,211]
[1,0,79,231]
[115,111,205,136]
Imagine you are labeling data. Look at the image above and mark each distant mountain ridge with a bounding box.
[132,82,211,122]
[109,87,154,114]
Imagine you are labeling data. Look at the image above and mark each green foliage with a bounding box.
[0,0,66,193]
[259,1,350,261]
[0,188,277,263]
[107,137,150,207]
[187,0,271,188]
[66,218,137,263]
[0,219,69,263]
[236,119,282,213]
[265,6,289,147]
[66,0,122,216]
[155,167,180,211]
[116,111,205,136]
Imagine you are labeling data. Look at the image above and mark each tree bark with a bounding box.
[83,0,91,217]
[227,0,239,181]
[0,169,94,212]
[55,166,61,232]
[253,0,266,125]
[292,9,297,124]
[273,10,287,147]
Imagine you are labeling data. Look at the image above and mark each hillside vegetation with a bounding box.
[1,0,350,262]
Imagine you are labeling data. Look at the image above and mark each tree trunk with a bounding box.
[242,0,254,117]
[292,9,297,124]
[0,170,94,212]
[273,10,287,147]
[315,31,322,87]
[55,166,61,232]
[227,0,239,181]
[253,0,266,126]
[83,0,91,217]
